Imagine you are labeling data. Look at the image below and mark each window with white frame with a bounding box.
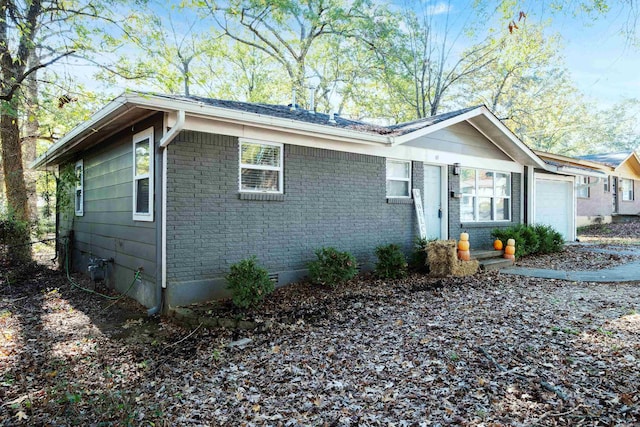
[460,168,511,222]
[577,176,590,198]
[621,178,634,201]
[239,140,283,193]
[74,159,84,216]
[386,159,411,198]
[604,176,610,192]
[133,128,154,221]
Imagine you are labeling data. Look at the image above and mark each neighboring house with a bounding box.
[32,92,572,312]
[536,151,640,226]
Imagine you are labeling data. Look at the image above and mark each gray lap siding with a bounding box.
[64,114,163,308]
[165,131,422,306]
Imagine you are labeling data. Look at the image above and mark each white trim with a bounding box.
[533,172,576,241]
[132,127,154,222]
[74,159,84,216]
[460,168,512,222]
[184,115,524,173]
[238,139,284,194]
[159,111,185,292]
[386,158,412,198]
[620,178,634,201]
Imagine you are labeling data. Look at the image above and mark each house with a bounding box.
[536,151,640,226]
[32,92,573,312]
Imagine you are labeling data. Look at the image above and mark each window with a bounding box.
[74,159,84,216]
[577,176,590,198]
[133,128,154,221]
[460,168,511,222]
[386,159,411,198]
[621,178,634,201]
[604,176,610,192]
[239,140,283,193]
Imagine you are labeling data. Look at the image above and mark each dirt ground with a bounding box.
[1,223,639,426]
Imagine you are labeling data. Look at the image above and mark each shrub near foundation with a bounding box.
[226,257,274,309]
[374,243,408,279]
[492,224,564,258]
[308,247,358,288]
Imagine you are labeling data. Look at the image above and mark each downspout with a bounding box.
[147,110,185,315]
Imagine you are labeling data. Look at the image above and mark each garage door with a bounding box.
[535,177,573,241]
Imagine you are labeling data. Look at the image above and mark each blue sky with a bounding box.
[89,0,638,110]
[554,4,640,106]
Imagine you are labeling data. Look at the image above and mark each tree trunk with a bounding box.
[1,102,31,261]
[24,52,39,223]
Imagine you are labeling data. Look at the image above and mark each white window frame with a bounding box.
[604,176,610,193]
[74,159,84,216]
[621,178,634,201]
[238,139,284,194]
[386,159,412,198]
[460,168,511,222]
[577,176,590,199]
[132,127,154,222]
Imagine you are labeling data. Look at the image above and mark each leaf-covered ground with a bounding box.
[578,221,640,245]
[1,259,639,426]
[514,245,640,271]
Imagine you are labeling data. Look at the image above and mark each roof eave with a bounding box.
[31,92,394,169]
[128,93,393,146]
[393,105,546,168]
[31,94,133,169]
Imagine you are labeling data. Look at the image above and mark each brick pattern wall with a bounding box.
[618,178,640,215]
[577,178,612,217]
[448,165,522,249]
[166,131,423,286]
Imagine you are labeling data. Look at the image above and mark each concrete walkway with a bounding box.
[500,245,640,283]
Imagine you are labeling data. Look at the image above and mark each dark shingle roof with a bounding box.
[387,106,482,135]
[576,152,632,168]
[153,93,481,137]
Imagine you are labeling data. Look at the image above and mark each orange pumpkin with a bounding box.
[504,254,515,261]
[459,232,469,241]
[458,240,470,251]
[504,245,515,255]
[493,239,503,250]
[507,238,516,247]
[458,250,471,261]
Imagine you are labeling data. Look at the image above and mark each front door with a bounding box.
[423,164,442,240]
[612,177,618,214]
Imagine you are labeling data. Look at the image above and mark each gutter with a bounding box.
[147,110,185,316]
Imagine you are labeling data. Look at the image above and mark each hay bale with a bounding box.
[427,240,478,277]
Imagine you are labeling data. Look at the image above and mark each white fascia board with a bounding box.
[392,105,546,169]
[32,92,393,169]
[477,108,547,169]
[130,93,393,146]
[556,166,608,177]
[31,94,132,169]
[391,108,484,146]
[534,150,611,171]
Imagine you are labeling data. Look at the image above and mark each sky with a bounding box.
[79,0,639,111]
[555,6,640,106]
[394,0,639,109]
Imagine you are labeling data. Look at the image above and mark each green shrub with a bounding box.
[374,243,408,279]
[308,247,358,287]
[533,224,564,254]
[225,257,274,309]
[492,224,564,258]
[409,237,435,273]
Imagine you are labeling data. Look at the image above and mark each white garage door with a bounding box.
[534,177,573,241]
